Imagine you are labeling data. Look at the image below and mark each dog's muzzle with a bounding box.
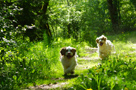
[100,42,103,46]
[67,53,72,58]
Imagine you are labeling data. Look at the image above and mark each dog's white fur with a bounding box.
[60,46,77,75]
[96,35,115,59]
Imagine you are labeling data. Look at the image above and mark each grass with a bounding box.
[72,56,136,90]
[24,39,89,87]
[70,31,136,90]
[1,31,136,90]
[0,34,90,89]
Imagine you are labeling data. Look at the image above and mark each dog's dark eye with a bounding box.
[66,50,68,52]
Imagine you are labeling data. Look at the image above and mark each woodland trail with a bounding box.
[26,43,136,90]
[26,47,100,90]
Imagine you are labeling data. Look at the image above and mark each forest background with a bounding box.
[0,0,136,90]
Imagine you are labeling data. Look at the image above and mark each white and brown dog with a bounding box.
[96,35,115,59]
[60,46,77,75]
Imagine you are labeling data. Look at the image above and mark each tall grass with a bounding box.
[0,33,89,89]
[70,32,136,90]
[1,31,135,90]
[72,55,136,90]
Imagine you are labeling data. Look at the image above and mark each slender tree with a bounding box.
[39,0,52,42]
[16,0,52,41]
[107,0,121,31]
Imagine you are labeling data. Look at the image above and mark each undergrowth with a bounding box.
[70,32,136,90]
[72,57,136,90]
[1,31,136,90]
[0,34,89,89]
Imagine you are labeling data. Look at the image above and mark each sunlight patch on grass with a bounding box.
[22,38,91,88]
[71,32,136,90]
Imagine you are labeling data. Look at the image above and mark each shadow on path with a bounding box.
[63,74,78,79]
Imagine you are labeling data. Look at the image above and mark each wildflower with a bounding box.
[16,72,19,74]
[1,29,3,32]
[124,87,128,90]
[113,40,115,42]
[96,70,99,72]
[17,50,19,53]
[96,69,100,73]
[24,68,26,70]
[87,88,93,90]
[94,67,97,69]
[125,56,128,58]
[98,63,101,66]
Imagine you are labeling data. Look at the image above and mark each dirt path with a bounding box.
[26,43,136,90]
[25,47,99,90]
[28,82,68,90]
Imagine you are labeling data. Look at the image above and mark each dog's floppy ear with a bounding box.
[103,36,107,41]
[96,38,99,43]
[71,48,76,55]
[60,47,66,55]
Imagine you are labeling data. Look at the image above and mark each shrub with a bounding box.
[72,57,136,90]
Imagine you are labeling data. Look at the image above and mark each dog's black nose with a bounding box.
[67,52,71,54]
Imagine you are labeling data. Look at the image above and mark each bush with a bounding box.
[72,57,136,90]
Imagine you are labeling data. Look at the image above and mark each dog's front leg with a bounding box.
[99,51,106,59]
[64,60,77,75]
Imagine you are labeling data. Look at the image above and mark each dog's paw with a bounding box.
[71,71,74,74]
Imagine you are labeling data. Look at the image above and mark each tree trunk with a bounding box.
[67,0,71,38]
[40,0,52,43]
[107,0,121,32]
[42,0,52,37]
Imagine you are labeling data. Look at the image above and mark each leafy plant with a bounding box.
[72,56,136,90]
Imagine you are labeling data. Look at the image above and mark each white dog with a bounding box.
[96,35,115,59]
[60,46,77,75]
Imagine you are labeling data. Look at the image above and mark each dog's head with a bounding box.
[60,46,76,58]
[96,35,107,46]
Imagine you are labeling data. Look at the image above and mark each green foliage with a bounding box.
[1,0,136,89]
[0,3,24,40]
[120,0,136,31]
[72,58,136,90]
[0,31,90,89]
[70,32,136,90]
[48,0,136,40]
